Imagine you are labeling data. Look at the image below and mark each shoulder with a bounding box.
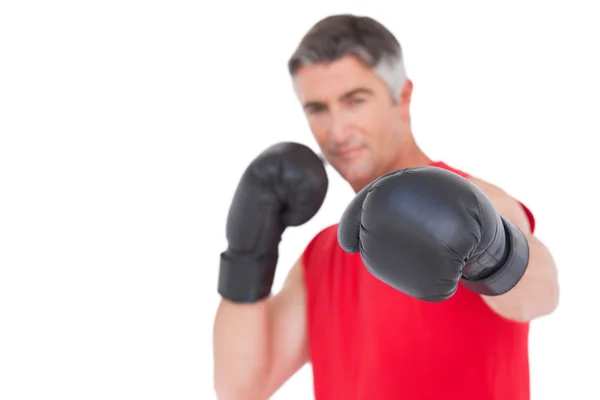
[467,176,510,200]
[432,161,536,234]
[301,223,339,270]
[429,161,470,179]
[467,175,535,234]
[303,224,339,255]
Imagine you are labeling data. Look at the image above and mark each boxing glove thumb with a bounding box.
[338,184,369,253]
[338,171,395,253]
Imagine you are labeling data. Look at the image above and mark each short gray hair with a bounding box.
[288,14,407,100]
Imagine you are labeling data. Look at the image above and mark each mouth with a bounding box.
[333,146,365,160]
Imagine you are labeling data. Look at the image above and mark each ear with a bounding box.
[400,79,413,106]
[398,79,413,120]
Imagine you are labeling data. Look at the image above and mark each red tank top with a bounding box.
[301,161,536,400]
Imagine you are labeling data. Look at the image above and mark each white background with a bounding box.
[1,1,598,399]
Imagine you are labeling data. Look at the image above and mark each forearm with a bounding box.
[463,177,560,322]
[482,237,559,322]
[213,298,272,400]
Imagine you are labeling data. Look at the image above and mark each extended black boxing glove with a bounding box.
[338,166,529,302]
[218,142,328,303]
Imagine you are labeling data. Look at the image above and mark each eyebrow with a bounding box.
[303,87,375,110]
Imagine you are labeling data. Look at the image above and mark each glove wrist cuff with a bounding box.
[461,217,529,296]
[217,250,277,303]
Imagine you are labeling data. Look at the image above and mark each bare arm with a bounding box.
[213,259,309,400]
[469,177,560,322]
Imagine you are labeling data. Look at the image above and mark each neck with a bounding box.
[350,136,432,193]
[388,142,432,171]
[384,128,433,171]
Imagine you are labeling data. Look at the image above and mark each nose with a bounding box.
[330,113,351,145]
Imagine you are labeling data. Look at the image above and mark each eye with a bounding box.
[306,104,326,115]
[350,97,365,105]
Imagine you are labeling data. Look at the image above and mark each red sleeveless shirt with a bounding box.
[301,161,535,400]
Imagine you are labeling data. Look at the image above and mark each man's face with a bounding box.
[293,55,408,189]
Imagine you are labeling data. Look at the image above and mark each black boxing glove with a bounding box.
[338,166,529,302]
[218,142,328,303]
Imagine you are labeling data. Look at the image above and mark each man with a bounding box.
[213,14,559,400]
